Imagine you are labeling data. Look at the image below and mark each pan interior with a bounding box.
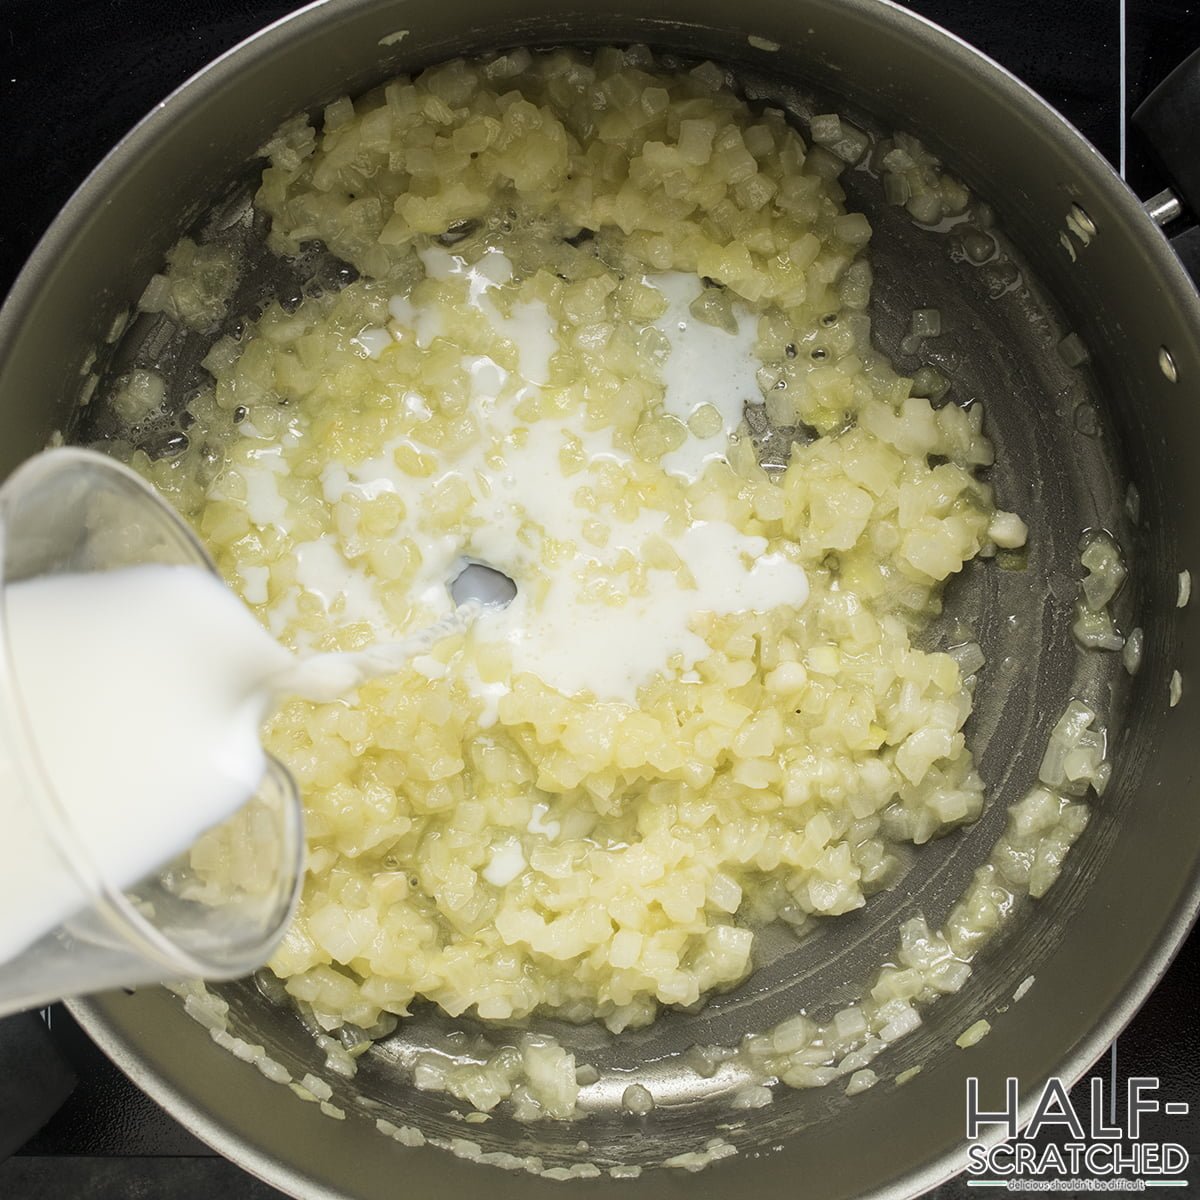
[67,45,1136,1174]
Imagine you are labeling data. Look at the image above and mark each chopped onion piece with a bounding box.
[1039,700,1108,797]
[137,273,172,314]
[988,511,1027,550]
[844,1069,878,1095]
[955,1019,991,1048]
[1122,627,1144,676]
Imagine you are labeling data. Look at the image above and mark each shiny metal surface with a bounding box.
[1144,187,1184,226]
[0,0,1188,1195]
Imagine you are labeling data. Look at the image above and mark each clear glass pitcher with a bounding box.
[0,447,303,1016]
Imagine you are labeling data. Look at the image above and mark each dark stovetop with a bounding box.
[1,1,1199,1197]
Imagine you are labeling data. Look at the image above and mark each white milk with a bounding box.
[652,272,764,480]
[0,259,809,964]
[0,562,469,966]
[232,260,808,705]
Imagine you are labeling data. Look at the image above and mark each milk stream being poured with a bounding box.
[0,258,812,968]
[0,563,476,966]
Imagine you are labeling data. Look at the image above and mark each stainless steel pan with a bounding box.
[1,0,1198,1196]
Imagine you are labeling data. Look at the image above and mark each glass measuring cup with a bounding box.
[0,447,303,1017]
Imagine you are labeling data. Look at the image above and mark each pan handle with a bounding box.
[1133,45,1200,215]
[1133,46,1200,282]
[1163,226,1200,284]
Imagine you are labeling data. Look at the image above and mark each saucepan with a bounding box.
[0,0,1198,1196]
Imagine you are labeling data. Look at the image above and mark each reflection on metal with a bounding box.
[1143,189,1184,227]
[1068,203,1097,242]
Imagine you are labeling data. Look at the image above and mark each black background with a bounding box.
[0,1,1198,1196]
